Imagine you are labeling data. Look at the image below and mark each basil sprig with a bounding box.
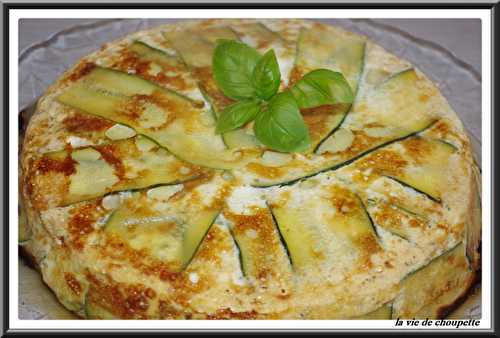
[252,50,281,100]
[213,40,261,99]
[215,99,261,134]
[212,40,353,153]
[290,69,353,109]
[254,92,310,152]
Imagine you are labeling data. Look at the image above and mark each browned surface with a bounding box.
[67,203,101,250]
[64,272,83,296]
[86,272,156,319]
[301,104,348,145]
[65,62,96,83]
[96,144,126,179]
[112,49,190,92]
[193,66,235,110]
[63,113,114,133]
[35,155,76,176]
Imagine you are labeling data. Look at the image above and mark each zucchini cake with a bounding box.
[20,19,481,319]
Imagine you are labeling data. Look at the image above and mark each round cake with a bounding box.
[20,19,481,319]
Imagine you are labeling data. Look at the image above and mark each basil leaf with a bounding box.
[254,92,310,152]
[212,40,261,100]
[215,99,261,134]
[290,69,354,109]
[252,49,281,101]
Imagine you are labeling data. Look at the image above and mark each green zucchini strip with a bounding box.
[163,27,259,150]
[383,175,441,203]
[252,120,438,188]
[292,27,366,153]
[57,66,248,170]
[268,204,293,270]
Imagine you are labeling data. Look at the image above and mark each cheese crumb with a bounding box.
[226,186,266,215]
[148,62,162,76]
[232,275,246,286]
[147,184,183,201]
[179,166,191,175]
[66,136,91,148]
[102,194,121,210]
[194,181,221,207]
[245,229,258,239]
[105,124,136,140]
[189,272,199,284]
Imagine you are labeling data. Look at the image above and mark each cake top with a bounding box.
[21,19,478,319]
